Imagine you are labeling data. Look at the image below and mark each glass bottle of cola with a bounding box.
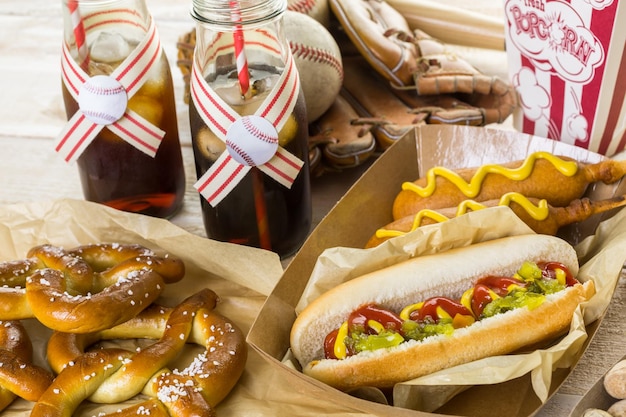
[60,0,186,218]
[189,0,312,258]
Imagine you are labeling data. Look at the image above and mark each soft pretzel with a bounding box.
[0,243,185,333]
[0,259,40,320]
[0,320,55,411]
[37,288,246,417]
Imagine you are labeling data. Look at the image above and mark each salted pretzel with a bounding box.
[36,288,247,417]
[0,258,41,320]
[0,320,54,411]
[0,243,185,333]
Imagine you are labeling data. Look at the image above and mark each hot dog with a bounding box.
[392,152,626,220]
[366,193,626,248]
[290,234,595,390]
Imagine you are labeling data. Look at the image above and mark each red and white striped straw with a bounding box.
[67,0,89,71]
[229,1,250,98]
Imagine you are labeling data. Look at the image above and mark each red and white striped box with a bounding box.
[503,0,626,156]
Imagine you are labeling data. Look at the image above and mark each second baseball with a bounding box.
[287,0,330,27]
[284,10,343,123]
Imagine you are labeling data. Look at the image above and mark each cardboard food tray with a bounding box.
[248,125,626,417]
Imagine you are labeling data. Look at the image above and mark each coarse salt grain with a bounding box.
[136,405,152,415]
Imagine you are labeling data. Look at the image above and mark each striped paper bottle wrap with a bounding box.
[190,30,304,207]
[503,0,626,156]
[57,8,166,163]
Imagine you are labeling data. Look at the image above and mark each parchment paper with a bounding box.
[288,206,626,412]
[0,198,331,417]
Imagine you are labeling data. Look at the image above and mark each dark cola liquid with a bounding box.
[189,69,312,259]
[62,55,186,218]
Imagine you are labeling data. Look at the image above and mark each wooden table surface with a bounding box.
[0,0,624,416]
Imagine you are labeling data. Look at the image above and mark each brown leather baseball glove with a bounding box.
[329,0,517,128]
[176,28,195,105]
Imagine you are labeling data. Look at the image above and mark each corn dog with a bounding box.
[368,193,626,248]
[392,152,626,220]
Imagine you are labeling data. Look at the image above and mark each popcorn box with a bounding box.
[503,0,626,156]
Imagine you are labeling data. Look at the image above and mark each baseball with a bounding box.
[284,10,343,123]
[78,75,128,125]
[226,115,279,167]
[287,0,330,27]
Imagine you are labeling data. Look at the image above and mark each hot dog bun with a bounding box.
[290,234,595,390]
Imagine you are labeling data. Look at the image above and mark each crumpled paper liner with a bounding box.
[288,206,626,413]
[0,198,292,417]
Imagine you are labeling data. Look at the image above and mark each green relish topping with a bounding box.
[528,277,566,295]
[402,318,455,341]
[348,330,405,353]
[481,291,545,318]
[516,261,544,281]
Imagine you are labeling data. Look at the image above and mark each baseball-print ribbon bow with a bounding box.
[190,36,304,207]
[56,10,165,163]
